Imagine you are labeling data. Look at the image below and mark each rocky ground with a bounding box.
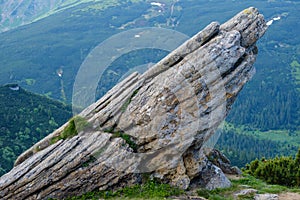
[168,174,300,200]
[278,192,300,200]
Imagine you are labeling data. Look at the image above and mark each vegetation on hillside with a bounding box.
[50,115,92,144]
[216,123,300,167]
[244,148,300,187]
[0,0,63,32]
[56,174,300,200]
[62,180,183,200]
[0,85,72,176]
[0,0,172,101]
[196,174,300,200]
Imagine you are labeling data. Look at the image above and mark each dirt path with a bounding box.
[279,192,300,200]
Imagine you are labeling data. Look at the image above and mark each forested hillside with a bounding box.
[0,84,72,175]
[215,123,300,167]
[220,14,300,165]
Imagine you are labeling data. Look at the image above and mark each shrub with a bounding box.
[244,148,300,187]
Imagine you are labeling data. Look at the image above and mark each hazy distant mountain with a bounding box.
[0,0,63,32]
[0,0,136,32]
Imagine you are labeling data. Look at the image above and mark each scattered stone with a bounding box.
[234,189,258,197]
[254,193,279,200]
[170,196,207,200]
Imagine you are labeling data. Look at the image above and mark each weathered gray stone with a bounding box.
[254,194,279,200]
[234,189,258,198]
[0,7,267,200]
[208,149,242,175]
[170,196,208,200]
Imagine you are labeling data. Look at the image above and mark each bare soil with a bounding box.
[279,192,300,200]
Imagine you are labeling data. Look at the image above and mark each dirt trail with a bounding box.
[279,192,300,200]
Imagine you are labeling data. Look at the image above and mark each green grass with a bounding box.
[196,174,300,200]
[121,89,139,112]
[55,174,300,200]
[80,155,97,168]
[50,115,92,144]
[223,122,300,148]
[231,175,289,194]
[65,180,183,200]
[112,132,138,152]
[103,125,138,152]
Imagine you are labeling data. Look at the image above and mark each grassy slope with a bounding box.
[0,0,64,32]
[200,175,300,200]
[0,0,131,32]
[63,174,300,200]
[223,123,300,149]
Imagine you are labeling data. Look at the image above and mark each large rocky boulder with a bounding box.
[0,7,267,200]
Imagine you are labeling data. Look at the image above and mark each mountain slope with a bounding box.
[0,84,72,175]
[0,0,64,32]
[0,0,133,32]
[215,123,300,167]
[0,0,154,101]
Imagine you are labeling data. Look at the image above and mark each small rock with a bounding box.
[207,149,242,175]
[204,165,231,190]
[188,196,208,200]
[234,189,258,197]
[254,194,279,200]
[240,185,252,188]
[169,196,207,200]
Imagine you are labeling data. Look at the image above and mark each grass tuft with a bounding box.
[50,116,92,144]
[65,180,183,200]
[121,89,139,112]
[112,131,138,152]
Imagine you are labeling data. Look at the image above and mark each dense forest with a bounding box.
[0,84,72,175]
[215,125,299,167]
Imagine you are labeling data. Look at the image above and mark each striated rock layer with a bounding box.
[0,7,267,200]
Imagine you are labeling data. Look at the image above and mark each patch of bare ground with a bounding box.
[226,174,243,180]
[279,192,300,200]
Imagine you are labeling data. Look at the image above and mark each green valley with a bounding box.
[216,123,300,167]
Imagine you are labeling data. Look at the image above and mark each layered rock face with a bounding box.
[0,7,267,200]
